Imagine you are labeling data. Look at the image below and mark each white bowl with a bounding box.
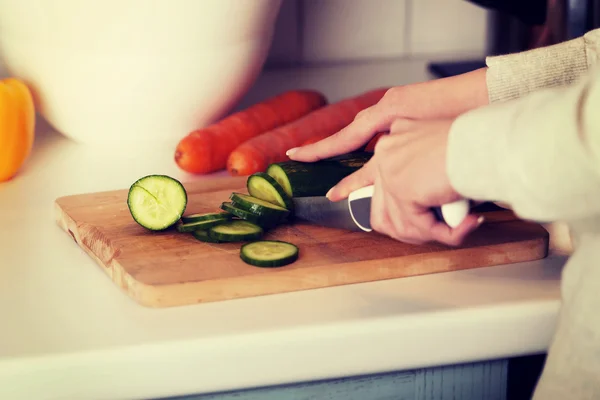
[0,0,281,150]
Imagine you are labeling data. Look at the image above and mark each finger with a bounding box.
[384,201,430,245]
[389,118,416,133]
[391,203,452,245]
[369,171,388,234]
[327,160,376,201]
[429,214,482,246]
[287,105,396,162]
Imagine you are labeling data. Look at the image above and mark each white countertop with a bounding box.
[0,58,566,400]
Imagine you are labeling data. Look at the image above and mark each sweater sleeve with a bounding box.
[485,28,600,103]
[446,67,600,223]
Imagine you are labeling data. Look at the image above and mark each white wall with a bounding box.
[266,0,491,67]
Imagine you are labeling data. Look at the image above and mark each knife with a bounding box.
[293,185,471,232]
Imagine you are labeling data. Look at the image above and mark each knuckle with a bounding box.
[383,87,399,100]
[354,107,372,122]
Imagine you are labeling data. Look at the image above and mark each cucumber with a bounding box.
[176,218,226,233]
[220,202,282,229]
[247,172,294,211]
[127,174,187,231]
[220,202,263,224]
[208,220,263,242]
[240,240,299,267]
[267,152,372,197]
[192,229,222,243]
[230,192,290,219]
[181,212,231,224]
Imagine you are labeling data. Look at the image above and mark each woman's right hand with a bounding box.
[287,67,489,163]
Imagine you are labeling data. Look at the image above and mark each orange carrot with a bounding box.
[364,131,387,152]
[301,134,331,146]
[226,88,389,176]
[174,90,327,174]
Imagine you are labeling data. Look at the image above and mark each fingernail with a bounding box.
[286,148,298,157]
[325,188,333,199]
[477,216,485,226]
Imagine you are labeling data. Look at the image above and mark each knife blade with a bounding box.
[293,185,470,232]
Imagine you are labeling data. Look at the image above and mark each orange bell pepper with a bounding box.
[0,78,35,182]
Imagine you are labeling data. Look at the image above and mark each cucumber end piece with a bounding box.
[127,174,188,231]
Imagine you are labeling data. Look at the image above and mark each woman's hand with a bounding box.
[287,68,488,163]
[325,119,482,246]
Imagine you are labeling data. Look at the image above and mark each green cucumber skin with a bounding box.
[220,202,281,230]
[176,218,224,233]
[229,193,290,219]
[127,174,188,231]
[267,152,372,197]
[247,172,295,212]
[239,240,299,268]
[181,212,231,224]
[208,221,264,242]
[220,202,263,224]
[192,229,222,243]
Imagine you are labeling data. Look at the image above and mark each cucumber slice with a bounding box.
[176,218,225,233]
[266,164,293,198]
[181,212,231,224]
[221,202,283,230]
[208,220,263,242]
[192,229,222,243]
[127,175,187,231]
[220,202,263,225]
[247,172,294,211]
[240,240,299,267]
[230,192,290,219]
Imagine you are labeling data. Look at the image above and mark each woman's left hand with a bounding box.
[327,118,482,246]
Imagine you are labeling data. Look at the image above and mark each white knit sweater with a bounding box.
[447,28,600,400]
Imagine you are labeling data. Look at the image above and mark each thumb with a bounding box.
[327,160,376,201]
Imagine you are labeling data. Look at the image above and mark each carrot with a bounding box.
[226,88,389,176]
[174,90,327,174]
[364,131,388,152]
[301,134,331,146]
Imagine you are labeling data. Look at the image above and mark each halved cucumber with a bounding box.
[181,212,231,224]
[208,220,263,242]
[230,192,289,218]
[247,172,294,211]
[192,229,222,243]
[240,240,299,267]
[176,218,225,233]
[127,175,187,231]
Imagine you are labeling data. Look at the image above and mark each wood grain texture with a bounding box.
[54,177,549,308]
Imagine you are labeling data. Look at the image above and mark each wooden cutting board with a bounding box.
[54,176,549,308]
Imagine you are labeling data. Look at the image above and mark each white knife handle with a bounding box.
[348,185,470,231]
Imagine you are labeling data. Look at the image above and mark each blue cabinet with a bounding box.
[163,359,508,400]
